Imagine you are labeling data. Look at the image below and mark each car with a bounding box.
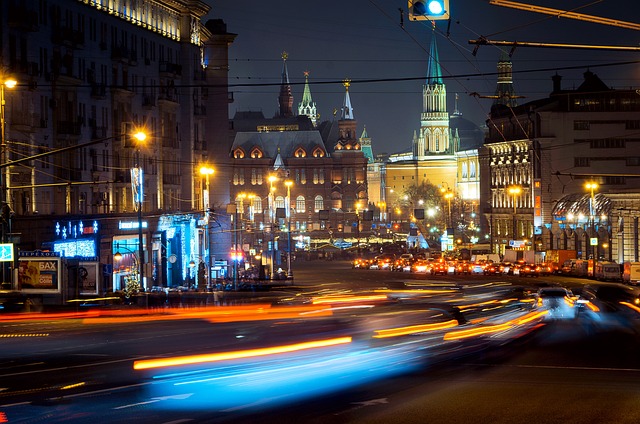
[538,262,553,276]
[577,283,640,330]
[471,262,485,274]
[483,262,500,275]
[431,261,449,275]
[455,261,472,275]
[411,259,432,273]
[536,287,577,319]
[519,263,540,277]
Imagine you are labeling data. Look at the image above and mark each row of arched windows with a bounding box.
[233,146,326,159]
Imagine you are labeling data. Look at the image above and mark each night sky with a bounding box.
[209,1,639,155]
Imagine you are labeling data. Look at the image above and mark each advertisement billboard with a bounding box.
[17,257,62,293]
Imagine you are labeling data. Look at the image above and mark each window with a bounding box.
[251,169,257,185]
[275,196,285,209]
[233,148,244,159]
[253,197,263,213]
[250,147,263,158]
[300,169,306,184]
[574,157,590,167]
[294,147,306,158]
[313,147,325,157]
[470,162,476,178]
[314,195,324,212]
[296,195,306,213]
[574,120,590,130]
[462,162,468,179]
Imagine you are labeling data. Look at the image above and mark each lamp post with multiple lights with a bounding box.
[284,180,293,278]
[200,166,214,288]
[0,77,16,287]
[508,185,522,240]
[132,131,147,290]
[585,181,598,265]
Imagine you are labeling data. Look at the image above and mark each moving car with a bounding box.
[536,287,577,319]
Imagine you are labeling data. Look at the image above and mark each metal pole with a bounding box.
[234,207,238,290]
[286,184,292,278]
[0,84,6,286]
[136,148,144,291]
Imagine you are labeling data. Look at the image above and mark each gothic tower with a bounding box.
[298,71,318,127]
[414,24,450,159]
[493,51,519,107]
[335,79,359,150]
[277,51,294,117]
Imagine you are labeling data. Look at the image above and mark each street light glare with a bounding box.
[200,166,214,175]
[133,131,147,142]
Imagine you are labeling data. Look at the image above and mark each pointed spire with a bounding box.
[298,70,318,126]
[340,79,354,120]
[278,51,294,118]
[426,23,443,85]
[452,93,462,116]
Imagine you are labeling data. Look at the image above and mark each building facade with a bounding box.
[481,70,640,262]
[2,0,235,294]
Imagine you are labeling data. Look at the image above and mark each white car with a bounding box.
[536,287,577,320]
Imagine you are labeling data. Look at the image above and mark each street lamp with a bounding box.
[200,166,214,288]
[585,181,598,264]
[508,185,522,239]
[284,180,293,278]
[440,187,453,229]
[0,77,16,287]
[268,175,277,280]
[132,130,147,290]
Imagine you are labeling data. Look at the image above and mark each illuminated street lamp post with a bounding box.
[200,166,214,288]
[508,185,522,240]
[585,181,598,263]
[0,77,16,287]
[284,180,293,278]
[133,131,147,290]
[268,175,277,280]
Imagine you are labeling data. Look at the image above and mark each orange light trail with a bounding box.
[311,295,388,305]
[620,301,640,314]
[443,323,513,340]
[372,319,459,338]
[133,336,353,370]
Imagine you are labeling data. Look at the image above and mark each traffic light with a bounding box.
[408,0,450,21]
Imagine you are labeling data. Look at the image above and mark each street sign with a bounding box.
[0,243,13,262]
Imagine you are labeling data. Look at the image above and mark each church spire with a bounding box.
[340,79,354,120]
[335,79,359,151]
[426,23,443,85]
[298,70,318,127]
[415,23,450,159]
[277,51,294,118]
